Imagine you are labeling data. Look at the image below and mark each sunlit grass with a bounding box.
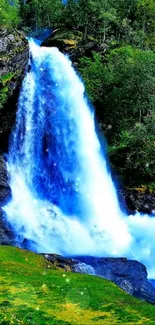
[0,246,155,324]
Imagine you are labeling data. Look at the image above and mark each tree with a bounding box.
[136,0,155,49]
[109,115,155,186]
[79,46,155,144]
[0,0,20,27]
[21,0,64,29]
[63,0,79,29]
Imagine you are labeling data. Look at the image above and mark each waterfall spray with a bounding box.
[3,40,155,277]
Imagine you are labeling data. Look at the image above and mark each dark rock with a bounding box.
[118,189,155,214]
[21,238,39,251]
[0,209,15,246]
[43,253,155,304]
[72,256,155,304]
[0,28,28,244]
[42,29,105,66]
[0,154,11,205]
[0,155,14,244]
[0,28,28,152]
[149,279,155,288]
[42,253,74,272]
[134,280,155,304]
[0,154,14,244]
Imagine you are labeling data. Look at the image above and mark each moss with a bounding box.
[0,73,14,110]
[0,72,14,86]
[0,86,9,109]
[128,183,155,195]
[43,30,83,50]
[0,70,22,109]
[0,246,155,324]
[63,39,77,47]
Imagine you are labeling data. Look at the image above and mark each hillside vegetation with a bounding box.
[1,0,155,189]
[0,246,155,324]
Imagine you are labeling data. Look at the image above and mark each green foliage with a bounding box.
[0,0,20,27]
[0,73,15,110]
[20,0,64,29]
[64,0,118,41]
[78,53,105,103]
[79,47,155,135]
[1,0,155,187]
[0,73,14,86]
[109,116,155,185]
[0,86,9,109]
[0,246,155,324]
[78,46,155,186]
[137,0,155,49]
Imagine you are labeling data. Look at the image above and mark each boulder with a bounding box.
[42,29,105,67]
[43,253,155,304]
[73,256,155,304]
[118,188,155,214]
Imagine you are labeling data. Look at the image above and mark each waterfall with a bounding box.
[3,40,155,277]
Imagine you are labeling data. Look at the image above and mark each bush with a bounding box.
[0,0,20,27]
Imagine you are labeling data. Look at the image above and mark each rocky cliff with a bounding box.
[43,253,155,305]
[0,28,28,244]
[0,28,28,151]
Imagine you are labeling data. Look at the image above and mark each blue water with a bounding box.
[3,40,155,277]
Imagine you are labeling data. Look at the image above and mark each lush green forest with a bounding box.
[1,0,155,189]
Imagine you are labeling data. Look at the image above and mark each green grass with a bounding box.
[0,246,155,324]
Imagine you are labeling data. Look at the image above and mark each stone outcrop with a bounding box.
[119,188,155,215]
[0,28,28,152]
[73,256,155,304]
[0,155,10,206]
[0,28,28,244]
[43,253,155,304]
[42,29,106,67]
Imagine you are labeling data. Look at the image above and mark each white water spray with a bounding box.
[3,40,155,277]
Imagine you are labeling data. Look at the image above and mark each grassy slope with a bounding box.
[0,247,155,324]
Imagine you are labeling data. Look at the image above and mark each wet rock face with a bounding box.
[0,154,14,245]
[0,28,28,152]
[0,28,28,243]
[42,253,74,272]
[43,254,155,304]
[0,210,14,246]
[73,256,155,304]
[0,155,11,205]
[42,30,105,67]
[0,28,28,86]
[123,189,155,215]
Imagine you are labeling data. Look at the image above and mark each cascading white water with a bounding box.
[3,40,155,277]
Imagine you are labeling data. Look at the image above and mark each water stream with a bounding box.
[3,40,155,277]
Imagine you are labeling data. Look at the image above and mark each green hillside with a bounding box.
[0,246,154,325]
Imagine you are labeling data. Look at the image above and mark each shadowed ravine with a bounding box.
[3,40,155,277]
